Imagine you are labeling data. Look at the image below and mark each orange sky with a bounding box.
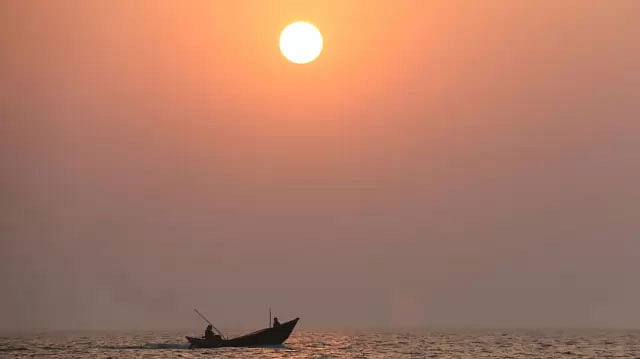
[2,1,640,330]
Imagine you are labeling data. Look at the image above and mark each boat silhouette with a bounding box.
[186,317,300,348]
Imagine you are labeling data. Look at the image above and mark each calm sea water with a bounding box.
[1,329,639,358]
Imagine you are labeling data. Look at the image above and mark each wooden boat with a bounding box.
[186,317,300,348]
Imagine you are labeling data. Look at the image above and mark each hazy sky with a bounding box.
[1,1,639,330]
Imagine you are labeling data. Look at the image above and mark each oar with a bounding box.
[193,308,226,339]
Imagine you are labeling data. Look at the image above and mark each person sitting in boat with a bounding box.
[204,324,215,340]
[273,317,281,327]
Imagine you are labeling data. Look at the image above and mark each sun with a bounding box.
[279,22,323,64]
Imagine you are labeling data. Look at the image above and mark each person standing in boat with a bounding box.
[273,317,281,327]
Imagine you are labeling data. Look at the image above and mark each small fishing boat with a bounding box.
[186,317,300,348]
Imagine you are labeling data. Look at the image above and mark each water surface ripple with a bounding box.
[1,329,639,358]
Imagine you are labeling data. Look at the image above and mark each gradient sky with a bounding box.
[1,1,639,330]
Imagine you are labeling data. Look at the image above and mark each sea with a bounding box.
[1,329,639,358]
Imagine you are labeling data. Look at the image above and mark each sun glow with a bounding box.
[279,22,323,64]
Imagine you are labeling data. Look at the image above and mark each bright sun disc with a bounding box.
[280,22,323,64]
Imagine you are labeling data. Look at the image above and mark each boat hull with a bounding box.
[186,317,299,348]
